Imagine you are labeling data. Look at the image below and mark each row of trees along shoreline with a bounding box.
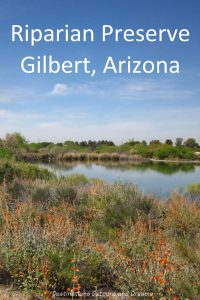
[0,133,200,162]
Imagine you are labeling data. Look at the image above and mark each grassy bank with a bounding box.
[0,159,54,184]
[0,167,199,299]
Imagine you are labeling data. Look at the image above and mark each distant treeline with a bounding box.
[30,139,115,151]
[30,137,199,150]
[0,133,200,162]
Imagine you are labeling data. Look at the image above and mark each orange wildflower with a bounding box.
[159,257,168,265]
[152,276,160,281]
[159,279,167,285]
[131,268,136,273]
[72,275,79,282]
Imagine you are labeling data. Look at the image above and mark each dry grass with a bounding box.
[0,285,30,300]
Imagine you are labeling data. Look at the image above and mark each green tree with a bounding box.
[165,139,173,145]
[3,132,28,152]
[184,138,199,149]
[149,140,161,145]
[175,138,183,147]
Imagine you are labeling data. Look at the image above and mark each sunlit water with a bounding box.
[39,161,200,197]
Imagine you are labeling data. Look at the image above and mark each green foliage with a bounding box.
[175,138,183,147]
[188,183,200,194]
[154,145,195,160]
[0,146,12,159]
[3,132,27,151]
[184,138,199,149]
[89,184,161,241]
[129,143,148,156]
[63,174,89,185]
[4,180,27,200]
[32,186,52,203]
[0,159,53,183]
[28,142,54,152]
[1,132,199,162]
[55,186,77,203]
[149,139,161,145]
[165,139,173,145]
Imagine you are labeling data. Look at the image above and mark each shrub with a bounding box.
[4,179,27,200]
[0,161,16,183]
[64,174,89,185]
[32,186,53,203]
[154,145,195,160]
[0,159,53,184]
[0,147,12,159]
[55,186,77,204]
[90,184,160,240]
[188,183,200,194]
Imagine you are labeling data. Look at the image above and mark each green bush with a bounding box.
[0,147,12,159]
[91,184,160,240]
[0,161,16,183]
[64,174,89,185]
[154,145,195,160]
[55,186,77,204]
[32,186,53,203]
[188,183,200,194]
[129,143,148,156]
[0,159,53,183]
[4,180,27,200]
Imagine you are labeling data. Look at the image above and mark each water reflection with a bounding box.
[40,161,196,175]
[39,161,200,196]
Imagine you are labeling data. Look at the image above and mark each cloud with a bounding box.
[0,107,88,124]
[0,106,199,144]
[0,109,12,118]
[19,116,200,144]
[50,82,104,97]
[50,84,69,96]
[111,79,196,101]
[0,87,34,103]
[49,78,197,101]
[0,78,199,143]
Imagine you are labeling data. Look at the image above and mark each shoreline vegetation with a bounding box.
[1,132,200,164]
[0,132,200,299]
[17,152,200,164]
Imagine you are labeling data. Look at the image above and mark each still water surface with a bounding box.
[40,161,200,196]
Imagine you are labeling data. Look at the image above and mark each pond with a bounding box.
[39,161,200,197]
